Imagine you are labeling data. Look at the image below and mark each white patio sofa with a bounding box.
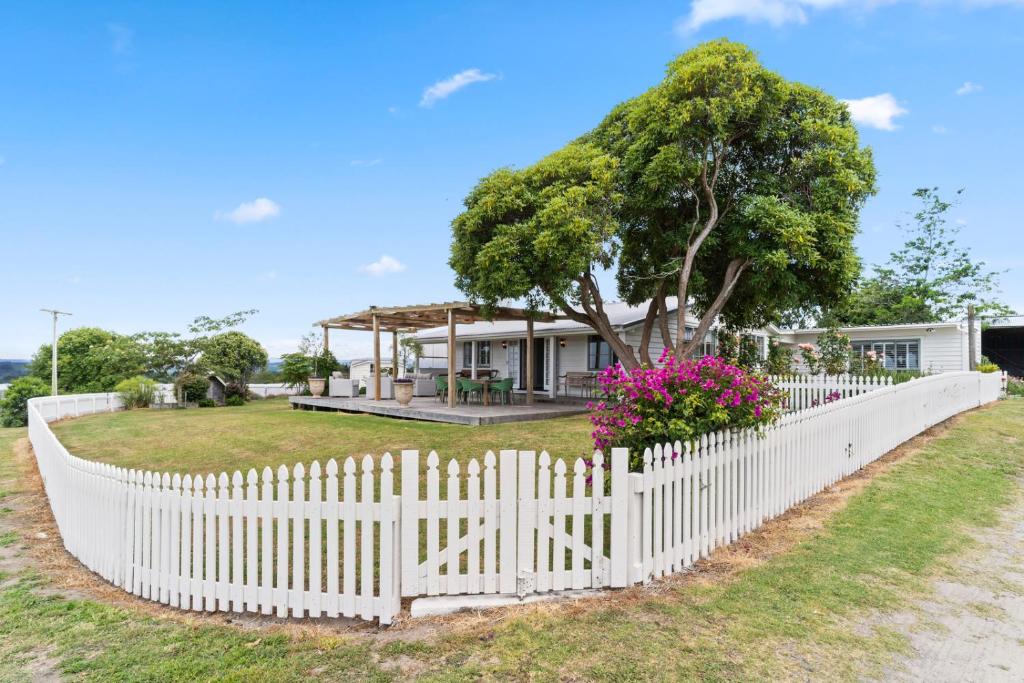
[408,374,436,397]
[329,377,360,398]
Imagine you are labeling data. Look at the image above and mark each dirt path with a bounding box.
[874,485,1024,682]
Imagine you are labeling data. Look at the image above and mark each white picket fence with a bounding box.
[766,373,892,411]
[28,371,1003,624]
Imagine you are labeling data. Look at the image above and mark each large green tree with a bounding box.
[450,39,875,368]
[30,327,147,393]
[201,331,268,393]
[589,39,875,362]
[828,188,1013,325]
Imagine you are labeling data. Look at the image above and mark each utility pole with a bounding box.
[967,304,977,371]
[40,309,72,396]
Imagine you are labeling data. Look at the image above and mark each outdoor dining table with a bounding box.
[476,377,494,406]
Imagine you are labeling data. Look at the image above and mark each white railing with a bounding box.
[766,373,892,411]
[27,371,1003,624]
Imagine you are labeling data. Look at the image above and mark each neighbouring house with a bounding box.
[349,358,394,389]
[413,298,979,397]
[783,321,981,375]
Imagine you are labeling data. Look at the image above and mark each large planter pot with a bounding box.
[308,377,326,397]
[394,380,414,406]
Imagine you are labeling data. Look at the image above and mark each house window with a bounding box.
[463,341,492,367]
[851,340,920,370]
[587,335,617,370]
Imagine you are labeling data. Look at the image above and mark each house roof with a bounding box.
[415,299,682,342]
[778,321,964,336]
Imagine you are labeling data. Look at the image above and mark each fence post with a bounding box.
[400,450,419,597]
[626,472,644,585]
[610,448,628,588]
[516,451,536,596]
[498,449,518,594]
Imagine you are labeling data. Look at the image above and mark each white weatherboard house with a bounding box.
[349,357,394,388]
[414,298,979,397]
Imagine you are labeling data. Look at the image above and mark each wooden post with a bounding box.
[322,325,329,353]
[447,308,457,408]
[471,340,477,380]
[373,314,381,401]
[526,318,534,405]
[392,331,399,379]
[967,304,978,371]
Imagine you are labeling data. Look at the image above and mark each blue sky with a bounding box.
[1,1,1022,360]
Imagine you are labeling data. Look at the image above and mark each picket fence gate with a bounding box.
[28,371,1004,624]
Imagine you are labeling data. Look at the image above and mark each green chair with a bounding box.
[434,376,448,403]
[492,377,514,405]
[459,378,484,404]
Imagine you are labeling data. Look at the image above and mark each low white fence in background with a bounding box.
[27,371,1003,624]
[766,373,892,411]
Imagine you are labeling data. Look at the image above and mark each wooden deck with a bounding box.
[288,395,588,426]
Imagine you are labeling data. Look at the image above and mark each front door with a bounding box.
[518,339,546,391]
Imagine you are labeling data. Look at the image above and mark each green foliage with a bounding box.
[0,376,50,427]
[399,335,423,372]
[30,327,146,393]
[1007,376,1024,397]
[797,343,821,375]
[591,39,874,348]
[829,188,1014,325]
[737,336,761,370]
[197,398,216,408]
[225,395,245,407]
[976,362,1000,373]
[201,332,268,392]
[115,376,157,409]
[716,330,739,365]
[816,328,851,375]
[764,339,792,375]
[178,373,209,402]
[279,350,340,392]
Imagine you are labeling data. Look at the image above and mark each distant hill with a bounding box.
[0,359,30,383]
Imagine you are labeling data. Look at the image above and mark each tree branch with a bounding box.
[678,257,751,358]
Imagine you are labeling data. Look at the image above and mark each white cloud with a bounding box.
[260,270,278,281]
[359,255,406,276]
[107,23,133,55]
[955,81,983,95]
[677,1,1024,32]
[842,93,908,131]
[932,124,949,134]
[216,197,281,224]
[387,106,399,114]
[350,158,383,167]
[419,68,497,108]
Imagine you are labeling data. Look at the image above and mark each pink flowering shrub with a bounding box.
[588,351,784,471]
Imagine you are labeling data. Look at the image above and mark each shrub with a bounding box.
[764,338,792,376]
[225,394,245,407]
[0,376,50,427]
[224,382,246,399]
[1007,376,1024,397]
[115,376,157,409]
[197,398,216,408]
[976,362,1000,373]
[178,373,209,402]
[816,327,851,375]
[797,343,821,375]
[737,335,761,370]
[588,352,783,471]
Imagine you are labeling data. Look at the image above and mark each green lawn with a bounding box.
[3,400,1023,680]
[50,397,596,476]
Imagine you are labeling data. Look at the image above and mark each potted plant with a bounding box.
[299,332,327,397]
[393,377,414,406]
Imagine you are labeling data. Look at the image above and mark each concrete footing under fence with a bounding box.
[410,589,596,618]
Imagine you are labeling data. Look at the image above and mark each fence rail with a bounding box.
[766,373,892,411]
[28,371,1004,624]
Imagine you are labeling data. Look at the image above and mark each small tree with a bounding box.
[201,331,268,396]
[737,336,761,370]
[798,343,821,375]
[399,335,423,374]
[299,332,326,378]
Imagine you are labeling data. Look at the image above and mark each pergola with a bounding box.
[316,302,563,408]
